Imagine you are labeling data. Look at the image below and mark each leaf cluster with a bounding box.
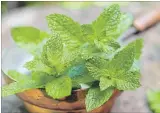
[2,4,143,111]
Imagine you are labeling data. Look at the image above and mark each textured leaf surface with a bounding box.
[2,80,43,97]
[24,57,55,75]
[100,77,113,91]
[7,70,31,81]
[114,71,140,90]
[81,24,94,42]
[85,87,114,112]
[45,76,72,99]
[11,26,49,55]
[92,4,121,38]
[41,36,63,72]
[47,14,83,49]
[86,62,109,80]
[107,38,140,72]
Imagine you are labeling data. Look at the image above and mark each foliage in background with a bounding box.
[1,1,7,14]
[2,4,143,111]
[2,1,129,14]
[147,90,160,113]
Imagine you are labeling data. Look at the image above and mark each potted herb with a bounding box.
[2,4,143,113]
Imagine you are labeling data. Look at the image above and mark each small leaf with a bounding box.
[85,87,114,112]
[100,77,113,91]
[24,56,55,75]
[2,80,43,97]
[11,26,49,55]
[7,70,31,81]
[45,76,72,99]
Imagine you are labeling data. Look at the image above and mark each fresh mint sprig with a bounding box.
[2,4,143,112]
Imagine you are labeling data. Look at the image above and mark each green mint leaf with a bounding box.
[45,76,72,99]
[11,26,49,55]
[7,70,31,81]
[81,24,95,42]
[85,87,114,112]
[32,71,55,86]
[100,77,113,91]
[86,62,109,80]
[47,14,83,49]
[24,56,55,75]
[86,56,109,79]
[87,56,109,68]
[41,36,64,73]
[107,39,140,72]
[114,71,140,90]
[92,4,121,38]
[2,80,43,97]
[106,39,121,50]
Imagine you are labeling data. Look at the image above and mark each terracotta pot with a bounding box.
[3,72,121,113]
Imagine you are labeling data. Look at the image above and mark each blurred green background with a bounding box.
[1,1,129,14]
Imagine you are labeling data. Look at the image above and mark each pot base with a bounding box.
[22,90,121,113]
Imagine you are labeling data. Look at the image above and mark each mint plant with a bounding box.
[2,4,143,112]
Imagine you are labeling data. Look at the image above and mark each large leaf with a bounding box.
[113,71,140,90]
[45,76,72,99]
[107,38,143,72]
[47,14,83,50]
[92,4,121,39]
[85,87,114,112]
[11,26,49,55]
